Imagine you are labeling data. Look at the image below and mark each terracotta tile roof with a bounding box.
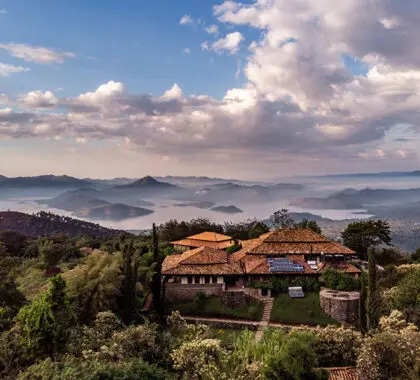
[286,254,305,262]
[327,367,358,380]
[231,238,261,262]
[318,262,361,274]
[262,228,329,243]
[181,247,228,265]
[162,247,242,275]
[186,231,233,242]
[237,229,355,256]
[171,238,234,250]
[247,241,354,255]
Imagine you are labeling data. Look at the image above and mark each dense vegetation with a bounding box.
[0,211,124,239]
[0,212,419,379]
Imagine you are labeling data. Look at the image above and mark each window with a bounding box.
[205,276,210,284]
[194,276,200,284]
[187,277,193,284]
[212,276,217,284]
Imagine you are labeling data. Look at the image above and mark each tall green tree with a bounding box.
[392,268,420,326]
[359,272,368,334]
[367,248,379,330]
[119,241,139,323]
[295,219,322,234]
[69,253,123,323]
[271,209,296,229]
[151,223,164,323]
[38,239,63,268]
[17,275,74,358]
[341,220,391,260]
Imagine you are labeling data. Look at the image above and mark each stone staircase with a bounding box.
[255,297,274,342]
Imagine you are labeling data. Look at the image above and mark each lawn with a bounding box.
[169,296,264,321]
[270,292,339,326]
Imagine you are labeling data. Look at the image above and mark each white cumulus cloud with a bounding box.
[211,32,243,54]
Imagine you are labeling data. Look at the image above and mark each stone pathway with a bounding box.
[255,297,274,342]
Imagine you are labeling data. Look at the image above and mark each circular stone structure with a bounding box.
[320,289,360,324]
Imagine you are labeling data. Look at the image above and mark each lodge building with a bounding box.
[163,228,360,302]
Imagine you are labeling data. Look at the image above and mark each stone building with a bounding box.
[163,228,361,302]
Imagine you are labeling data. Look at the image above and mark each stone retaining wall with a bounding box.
[320,289,359,324]
[165,283,223,303]
[222,291,247,308]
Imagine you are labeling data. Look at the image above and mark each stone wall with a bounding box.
[222,291,247,308]
[165,283,223,303]
[320,289,359,324]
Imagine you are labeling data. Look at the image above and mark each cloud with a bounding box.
[0,43,75,64]
[160,83,183,100]
[205,24,219,35]
[183,48,191,54]
[3,1,420,174]
[19,90,58,108]
[0,9,7,14]
[179,15,193,25]
[201,41,209,51]
[211,32,243,54]
[0,62,30,76]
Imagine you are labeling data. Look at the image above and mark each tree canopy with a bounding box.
[342,220,392,259]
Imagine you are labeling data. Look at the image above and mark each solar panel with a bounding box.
[288,286,305,298]
[268,257,304,273]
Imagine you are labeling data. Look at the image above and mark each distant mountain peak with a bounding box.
[116,175,176,189]
[136,175,160,185]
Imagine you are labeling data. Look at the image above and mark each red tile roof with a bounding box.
[318,262,361,274]
[171,238,235,250]
[185,231,233,242]
[327,367,358,380]
[263,229,329,243]
[239,229,355,256]
[162,246,242,275]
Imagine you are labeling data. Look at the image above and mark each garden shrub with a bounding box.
[194,291,207,308]
[324,269,360,291]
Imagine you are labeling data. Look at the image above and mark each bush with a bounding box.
[194,291,207,308]
[323,269,341,289]
[323,269,360,291]
[18,357,170,380]
[293,277,321,292]
[310,326,362,367]
[337,274,360,291]
[226,244,242,254]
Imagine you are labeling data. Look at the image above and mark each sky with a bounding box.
[1,0,420,180]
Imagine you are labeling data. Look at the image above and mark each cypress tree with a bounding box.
[358,271,367,333]
[151,223,165,323]
[120,241,137,323]
[367,247,379,330]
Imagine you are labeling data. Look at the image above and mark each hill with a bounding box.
[211,205,243,214]
[315,170,420,178]
[0,211,124,238]
[75,203,153,220]
[116,176,177,189]
[40,189,154,220]
[0,175,92,188]
[292,187,420,210]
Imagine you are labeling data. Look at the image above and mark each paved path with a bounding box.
[255,298,274,341]
[182,315,358,333]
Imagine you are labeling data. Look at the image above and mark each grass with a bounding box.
[270,292,339,326]
[169,296,264,321]
[208,327,254,347]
